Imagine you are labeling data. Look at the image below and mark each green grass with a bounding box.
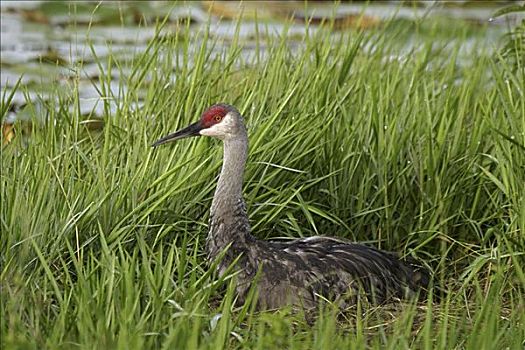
[2,15,524,350]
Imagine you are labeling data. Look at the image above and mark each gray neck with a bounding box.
[211,137,248,213]
[206,133,253,260]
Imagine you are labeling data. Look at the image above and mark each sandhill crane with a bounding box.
[153,103,430,310]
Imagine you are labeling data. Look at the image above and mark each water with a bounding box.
[0,1,520,125]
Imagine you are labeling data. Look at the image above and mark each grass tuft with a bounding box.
[2,13,524,350]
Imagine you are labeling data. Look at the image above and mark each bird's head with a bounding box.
[152,103,245,147]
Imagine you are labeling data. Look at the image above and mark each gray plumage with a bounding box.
[154,103,430,310]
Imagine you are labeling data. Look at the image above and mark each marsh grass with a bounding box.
[1,13,524,350]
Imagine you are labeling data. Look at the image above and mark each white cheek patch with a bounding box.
[200,124,223,138]
[199,112,235,139]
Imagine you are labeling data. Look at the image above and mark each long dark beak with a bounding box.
[152,121,203,147]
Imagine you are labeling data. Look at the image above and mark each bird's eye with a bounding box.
[214,115,222,122]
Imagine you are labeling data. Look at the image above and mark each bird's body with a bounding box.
[154,103,430,310]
